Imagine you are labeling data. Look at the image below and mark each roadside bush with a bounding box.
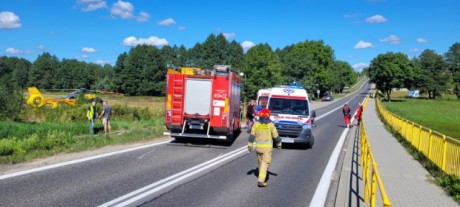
[0,139,14,156]
[111,104,152,121]
[18,103,153,123]
[0,83,23,121]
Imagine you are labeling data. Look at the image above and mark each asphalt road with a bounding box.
[0,85,369,207]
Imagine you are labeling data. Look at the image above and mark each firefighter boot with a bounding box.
[258,181,268,187]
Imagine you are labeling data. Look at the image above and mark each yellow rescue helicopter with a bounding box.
[26,87,99,108]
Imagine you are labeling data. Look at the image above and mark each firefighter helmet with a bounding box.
[259,108,270,118]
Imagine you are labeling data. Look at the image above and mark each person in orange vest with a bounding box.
[247,108,282,187]
[342,103,351,128]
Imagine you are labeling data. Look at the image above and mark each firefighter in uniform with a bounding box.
[247,108,282,187]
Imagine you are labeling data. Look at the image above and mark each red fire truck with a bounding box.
[163,65,242,141]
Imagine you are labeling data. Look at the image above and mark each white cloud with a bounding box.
[110,0,134,19]
[82,47,96,53]
[379,35,400,44]
[409,48,422,53]
[5,48,32,54]
[0,11,21,29]
[123,36,169,47]
[366,14,387,23]
[158,18,176,26]
[178,26,186,30]
[354,40,374,49]
[79,0,107,12]
[223,32,236,39]
[137,11,150,22]
[352,63,369,72]
[241,41,256,51]
[96,59,111,65]
[416,38,428,43]
[5,48,21,54]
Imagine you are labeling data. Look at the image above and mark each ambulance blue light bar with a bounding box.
[274,82,304,89]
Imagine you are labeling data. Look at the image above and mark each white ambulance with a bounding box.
[256,83,316,148]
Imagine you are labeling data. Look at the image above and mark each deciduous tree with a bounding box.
[239,44,283,101]
[445,42,460,99]
[368,52,411,100]
[418,49,450,99]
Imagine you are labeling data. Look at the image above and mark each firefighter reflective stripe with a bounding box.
[259,172,266,180]
[254,123,273,148]
[256,141,273,148]
[255,124,270,130]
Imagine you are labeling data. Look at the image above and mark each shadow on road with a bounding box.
[246,168,278,182]
[166,129,242,148]
[348,124,364,206]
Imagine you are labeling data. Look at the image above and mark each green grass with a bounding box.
[0,94,166,164]
[0,119,165,164]
[383,98,460,140]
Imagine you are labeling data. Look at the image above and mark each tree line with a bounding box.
[0,33,358,120]
[366,42,460,100]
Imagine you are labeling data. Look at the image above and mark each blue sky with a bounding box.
[1,0,459,71]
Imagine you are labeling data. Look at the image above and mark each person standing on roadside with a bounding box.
[86,101,98,135]
[246,100,255,132]
[99,100,112,135]
[354,103,364,126]
[342,103,351,128]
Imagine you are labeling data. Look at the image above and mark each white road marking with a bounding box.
[315,105,345,120]
[99,101,350,206]
[0,140,172,180]
[138,149,156,159]
[99,147,248,207]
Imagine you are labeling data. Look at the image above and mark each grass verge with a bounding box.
[0,119,165,164]
[0,98,166,164]
[382,94,460,140]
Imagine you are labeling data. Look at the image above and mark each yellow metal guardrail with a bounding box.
[360,96,393,207]
[376,99,460,177]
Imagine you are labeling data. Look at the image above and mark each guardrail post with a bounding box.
[405,120,409,139]
[371,166,377,207]
[442,135,447,172]
[364,153,370,202]
[411,122,416,146]
[417,125,422,151]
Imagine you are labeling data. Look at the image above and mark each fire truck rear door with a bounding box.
[184,79,212,116]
